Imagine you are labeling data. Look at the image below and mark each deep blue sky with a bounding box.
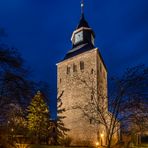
[0,0,148,117]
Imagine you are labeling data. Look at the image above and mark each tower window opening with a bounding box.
[53,127,56,133]
[80,61,84,70]
[91,69,94,74]
[90,118,92,124]
[67,66,70,74]
[102,97,105,110]
[100,63,102,73]
[73,64,77,72]
[103,71,106,78]
[91,94,93,101]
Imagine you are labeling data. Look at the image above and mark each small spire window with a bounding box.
[80,61,84,70]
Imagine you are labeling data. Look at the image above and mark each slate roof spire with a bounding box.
[77,0,90,29]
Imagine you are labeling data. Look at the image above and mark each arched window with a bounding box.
[80,61,84,70]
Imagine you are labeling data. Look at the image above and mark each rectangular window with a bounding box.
[103,71,106,79]
[73,64,77,72]
[67,66,70,74]
[91,69,94,74]
[100,63,102,73]
[80,61,84,70]
[90,119,92,124]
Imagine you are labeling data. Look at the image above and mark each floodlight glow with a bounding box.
[96,142,99,146]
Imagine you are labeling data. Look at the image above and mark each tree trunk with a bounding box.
[107,140,111,148]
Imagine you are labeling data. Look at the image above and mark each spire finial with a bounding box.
[81,0,84,16]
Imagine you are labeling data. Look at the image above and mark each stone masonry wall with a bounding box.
[57,48,108,146]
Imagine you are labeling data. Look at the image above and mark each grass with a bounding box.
[30,145,60,148]
[18,144,148,148]
[30,146,89,148]
[131,144,148,148]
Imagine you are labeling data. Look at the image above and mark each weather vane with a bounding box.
[81,0,84,15]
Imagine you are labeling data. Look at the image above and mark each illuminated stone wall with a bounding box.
[57,48,108,146]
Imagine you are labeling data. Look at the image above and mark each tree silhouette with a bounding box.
[56,91,70,145]
[72,65,148,148]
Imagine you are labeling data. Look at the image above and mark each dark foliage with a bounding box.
[27,91,50,144]
[56,91,70,145]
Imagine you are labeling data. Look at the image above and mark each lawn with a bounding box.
[131,144,148,148]
[20,144,148,148]
[30,146,61,148]
[30,146,88,148]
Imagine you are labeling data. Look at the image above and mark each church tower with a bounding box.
[57,1,108,146]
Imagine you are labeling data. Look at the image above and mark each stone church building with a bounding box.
[57,3,119,146]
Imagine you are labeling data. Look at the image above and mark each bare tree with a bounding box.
[72,65,148,148]
[0,28,36,122]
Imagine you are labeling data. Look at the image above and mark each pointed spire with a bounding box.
[77,0,89,29]
[81,0,84,17]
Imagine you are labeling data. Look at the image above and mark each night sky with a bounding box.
[0,0,148,117]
